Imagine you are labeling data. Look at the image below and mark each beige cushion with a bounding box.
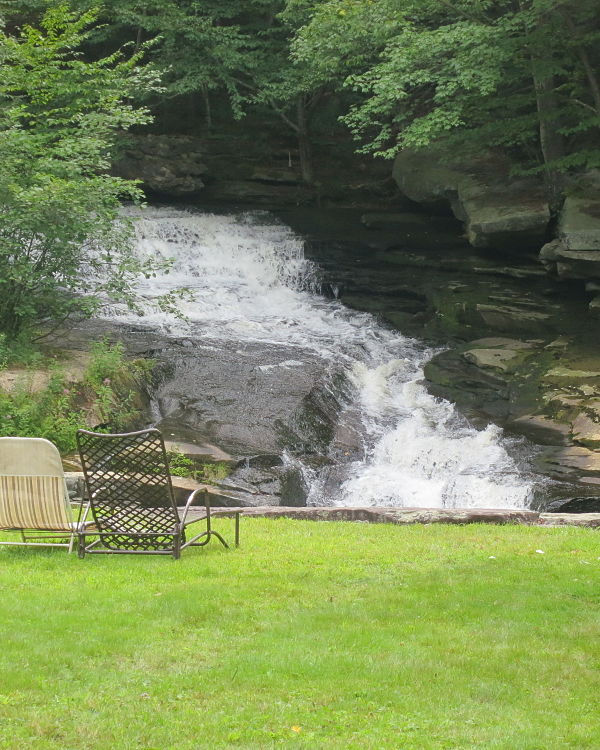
[0,438,72,531]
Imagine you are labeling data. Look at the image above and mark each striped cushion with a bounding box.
[0,475,71,531]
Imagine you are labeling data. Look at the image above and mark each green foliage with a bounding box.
[295,0,600,182]
[62,0,276,118]
[0,340,153,453]
[0,4,168,340]
[0,368,86,453]
[0,333,44,368]
[166,447,231,484]
[201,460,231,483]
[165,448,196,478]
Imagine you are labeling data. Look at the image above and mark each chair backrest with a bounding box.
[76,428,179,550]
[0,437,71,531]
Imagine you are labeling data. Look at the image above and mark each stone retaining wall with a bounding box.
[231,506,600,527]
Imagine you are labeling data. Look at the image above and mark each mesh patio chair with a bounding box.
[76,428,240,558]
[0,437,89,553]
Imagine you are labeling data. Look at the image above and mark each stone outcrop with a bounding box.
[113,134,208,195]
[539,189,600,305]
[392,150,550,250]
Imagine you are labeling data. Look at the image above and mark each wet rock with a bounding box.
[469,337,536,350]
[474,303,552,335]
[151,340,338,456]
[571,413,600,449]
[536,445,600,478]
[546,496,600,513]
[508,414,571,446]
[235,454,284,470]
[544,366,600,383]
[462,348,523,372]
[279,468,308,506]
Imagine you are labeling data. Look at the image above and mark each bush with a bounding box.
[166,447,231,484]
[0,340,153,453]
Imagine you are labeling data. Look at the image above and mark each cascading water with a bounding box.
[104,206,534,509]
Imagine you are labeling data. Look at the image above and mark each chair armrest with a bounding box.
[179,487,210,526]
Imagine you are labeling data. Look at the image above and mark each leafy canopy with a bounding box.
[0,4,168,340]
[294,0,600,176]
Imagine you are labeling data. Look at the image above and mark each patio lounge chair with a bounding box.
[0,436,88,553]
[76,428,240,558]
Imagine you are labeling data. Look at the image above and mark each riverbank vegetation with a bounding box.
[0,340,152,452]
[0,519,598,748]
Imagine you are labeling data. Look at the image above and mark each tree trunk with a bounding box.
[532,69,564,209]
[202,87,212,132]
[296,97,313,185]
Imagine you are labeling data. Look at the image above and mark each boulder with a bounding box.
[474,303,553,335]
[537,445,600,478]
[508,414,571,446]
[462,348,523,372]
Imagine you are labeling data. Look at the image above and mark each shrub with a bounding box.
[0,340,153,453]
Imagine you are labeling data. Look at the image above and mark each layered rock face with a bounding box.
[392,152,600,319]
[540,187,600,314]
[113,134,208,196]
[392,150,550,250]
[112,130,394,206]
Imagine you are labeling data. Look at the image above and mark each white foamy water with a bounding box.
[104,206,533,509]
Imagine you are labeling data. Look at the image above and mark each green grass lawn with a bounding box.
[0,519,599,749]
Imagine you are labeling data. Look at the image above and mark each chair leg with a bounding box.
[209,530,230,550]
[77,534,86,559]
[173,532,181,560]
[235,512,240,547]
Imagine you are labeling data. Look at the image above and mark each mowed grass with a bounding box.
[0,519,599,749]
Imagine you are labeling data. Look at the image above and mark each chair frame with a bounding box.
[0,436,91,553]
[76,428,240,558]
[4,511,87,554]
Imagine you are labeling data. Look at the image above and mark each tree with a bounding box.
[0,1,348,186]
[294,0,600,202]
[0,4,166,340]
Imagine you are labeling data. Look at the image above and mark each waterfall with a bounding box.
[103,206,533,509]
